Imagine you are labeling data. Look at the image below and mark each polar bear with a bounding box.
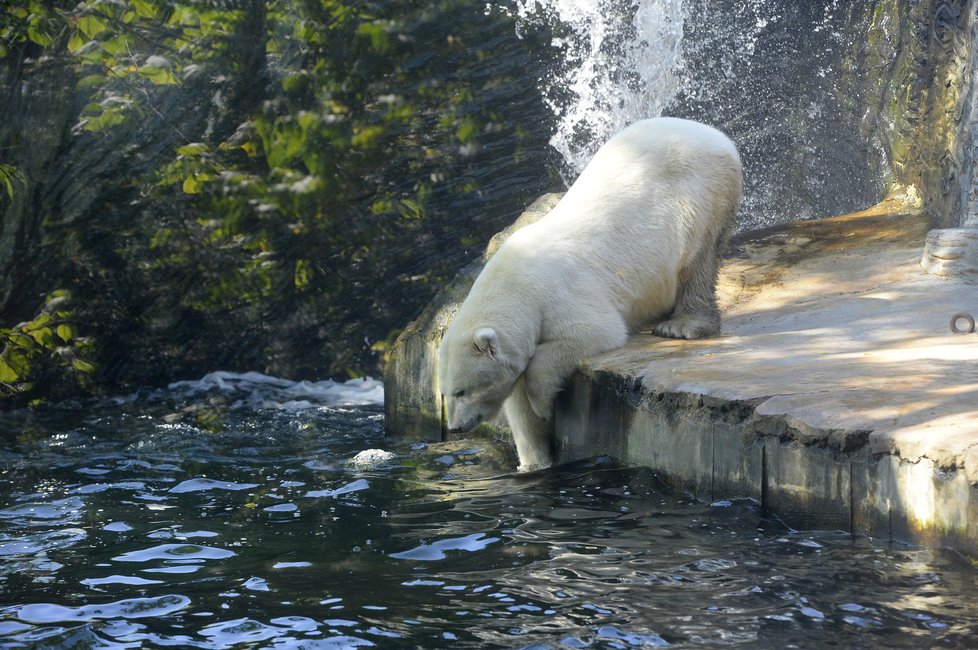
[438,117,743,471]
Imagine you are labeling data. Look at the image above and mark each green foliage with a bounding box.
[0,0,557,401]
[0,291,96,404]
[0,164,24,200]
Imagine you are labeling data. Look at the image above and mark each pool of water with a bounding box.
[1,374,977,648]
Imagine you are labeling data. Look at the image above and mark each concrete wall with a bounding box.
[555,368,978,552]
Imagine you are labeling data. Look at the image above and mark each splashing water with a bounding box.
[513,0,887,229]
[514,0,684,173]
[161,371,383,411]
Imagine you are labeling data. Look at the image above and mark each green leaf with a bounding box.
[27,326,54,348]
[132,0,158,18]
[56,324,75,343]
[356,22,389,52]
[72,359,96,374]
[399,198,423,219]
[183,174,201,194]
[77,74,107,90]
[9,333,35,350]
[456,120,478,144]
[26,312,53,329]
[0,164,24,200]
[100,35,130,56]
[77,15,108,39]
[26,25,53,48]
[351,125,385,149]
[67,31,87,54]
[141,66,177,85]
[0,359,19,383]
[3,348,30,375]
[297,111,318,132]
[294,259,313,290]
[177,142,209,157]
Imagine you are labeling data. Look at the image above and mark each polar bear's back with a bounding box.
[489,117,742,328]
[518,116,740,263]
[553,117,741,230]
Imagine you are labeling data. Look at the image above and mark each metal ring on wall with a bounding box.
[950,312,976,334]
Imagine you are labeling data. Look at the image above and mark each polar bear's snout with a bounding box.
[447,418,480,434]
[442,394,485,433]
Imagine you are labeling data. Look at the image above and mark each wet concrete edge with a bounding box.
[554,368,978,556]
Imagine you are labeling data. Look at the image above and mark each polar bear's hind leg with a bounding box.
[653,221,730,340]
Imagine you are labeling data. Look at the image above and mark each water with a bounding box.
[2,375,978,648]
[516,0,889,230]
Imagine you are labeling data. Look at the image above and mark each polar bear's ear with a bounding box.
[473,327,498,357]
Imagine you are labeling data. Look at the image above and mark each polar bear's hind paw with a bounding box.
[653,316,719,340]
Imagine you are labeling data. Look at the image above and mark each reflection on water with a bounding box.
[1,375,977,648]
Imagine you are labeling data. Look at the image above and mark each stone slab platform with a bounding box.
[555,203,978,553]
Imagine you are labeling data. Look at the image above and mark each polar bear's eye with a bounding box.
[453,390,466,398]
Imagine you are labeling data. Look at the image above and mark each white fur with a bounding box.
[438,117,743,471]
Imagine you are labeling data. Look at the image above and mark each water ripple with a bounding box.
[0,528,87,558]
[1,389,976,648]
[6,594,191,624]
[112,543,235,563]
[0,497,85,524]
[306,478,370,498]
[80,575,165,587]
[169,478,259,494]
[198,618,285,645]
[391,533,500,561]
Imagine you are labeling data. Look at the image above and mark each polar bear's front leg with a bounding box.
[504,376,553,471]
[524,326,628,422]
[523,340,577,422]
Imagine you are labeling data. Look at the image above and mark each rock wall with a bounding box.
[960,3,978,227]
[669,0,978,229]
[889,0,978,228]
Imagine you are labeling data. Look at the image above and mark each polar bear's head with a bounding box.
[438,326,520,433]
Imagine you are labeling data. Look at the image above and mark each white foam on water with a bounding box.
[348,448,398,470]
[166,371,384,410]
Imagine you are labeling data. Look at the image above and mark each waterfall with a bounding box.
[511,0,899,231]
[514,0,684,173]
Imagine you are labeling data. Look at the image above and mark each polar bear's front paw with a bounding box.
[517,458,552,473]
[653,316,719,340]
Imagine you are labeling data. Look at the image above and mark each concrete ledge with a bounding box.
[921,227,978,282]
[555,203,978,553]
